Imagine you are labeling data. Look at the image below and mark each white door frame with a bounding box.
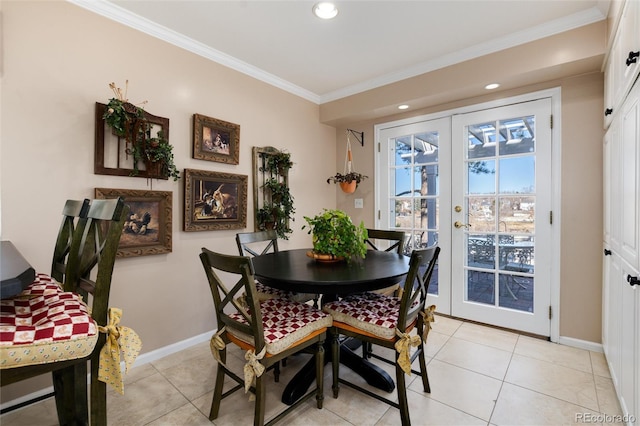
[375,88,561,342]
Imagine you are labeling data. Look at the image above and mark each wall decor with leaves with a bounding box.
[252,146,295,239]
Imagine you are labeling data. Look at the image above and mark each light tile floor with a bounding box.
[1,317,623,425]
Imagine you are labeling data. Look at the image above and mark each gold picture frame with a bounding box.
[183,168,248,231]
[192,113,240,164]
[95,188,172,257]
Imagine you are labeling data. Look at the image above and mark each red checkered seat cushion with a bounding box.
[0,274,98,369]
[254,282,292,300]
[228,298,332,355]
[323,292,418,340]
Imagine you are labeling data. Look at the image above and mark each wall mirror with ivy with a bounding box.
[252,146,295,239]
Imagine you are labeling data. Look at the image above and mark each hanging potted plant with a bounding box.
[302,209,368,262]
[102,81,180,181]
[327,132,367,193]
[133,130,180,181]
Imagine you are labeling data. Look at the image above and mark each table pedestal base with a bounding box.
[281,341,395,405]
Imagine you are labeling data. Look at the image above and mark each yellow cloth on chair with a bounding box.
[97,307,142,395]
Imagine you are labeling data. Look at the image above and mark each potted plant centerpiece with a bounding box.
[102,81,180,181]
[302,209,368,262]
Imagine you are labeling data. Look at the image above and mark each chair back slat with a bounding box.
[365,229,405,254]
[397,246,440,331]
[236,230,279,257]
[200,248,266,351]
[65,197,128,327]
[51,199,90,283]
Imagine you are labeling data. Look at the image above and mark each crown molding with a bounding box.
[67,0,321,104]
[69,0,604,106]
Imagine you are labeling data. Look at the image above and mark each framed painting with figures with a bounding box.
[95,188,172,257]
[183,168,247,232]
[192,113,240,164]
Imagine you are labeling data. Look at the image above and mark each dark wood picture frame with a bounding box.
[192,113,240,164]
[95,188,172,257]
[94,102,170,179]
[183,168,247,232]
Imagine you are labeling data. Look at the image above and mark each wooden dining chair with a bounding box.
[0,197,129,426]
[200,247,332,426]
[323,246,440,426]
[50,198,91,284]
[361,229,407,357]
[236,230,319,306]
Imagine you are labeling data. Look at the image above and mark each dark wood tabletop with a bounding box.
[251,248,410,296]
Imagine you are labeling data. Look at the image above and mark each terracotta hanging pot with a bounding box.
[339,181,357,194]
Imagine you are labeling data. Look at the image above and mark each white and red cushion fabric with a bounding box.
[254,282,292,301]
[0,274,98,369]
[228,298,332,355]
[323,292,418,340]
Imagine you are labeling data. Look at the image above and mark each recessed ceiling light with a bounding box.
[398,104,409,110]
[485,83,500,90]
[313,2,338,19]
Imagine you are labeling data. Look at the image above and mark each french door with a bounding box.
[377,97,553,336]
[378,117,452,314]
[451,99,552,336]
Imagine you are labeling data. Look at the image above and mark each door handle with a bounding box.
[628,275,639,287]
[454,221,469,229]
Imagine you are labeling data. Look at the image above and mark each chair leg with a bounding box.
[90,356,107,426]
[331,330,340,398]
[52,366,79,425]
[417,344,430,393]
[209,349,227,421]
[273,361,280,382]
[254,373,266,426]
[315,338,325,409]
[395,362,411,426]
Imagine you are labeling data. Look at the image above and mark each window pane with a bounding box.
[499,157,535,194]
[498,196,535,234]
[467,234,495,269]
[467,121,496,159]
[394,137,412,166]
[499,116,535,156]
[466,270,494,305]
[413,165,439,196]
[468,196,495,232]
[468,160,496,194]
[394,167,412,196]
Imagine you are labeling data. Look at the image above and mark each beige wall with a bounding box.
[0,0,605,403]
[0,1,337,401]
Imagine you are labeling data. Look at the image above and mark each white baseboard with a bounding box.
[558,335,603,353]
[133,330,214,367]
[0,330,215,413]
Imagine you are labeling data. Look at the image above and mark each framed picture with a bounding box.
[184,168,247,232]
[193,113,240,164]
[95,188,173,257]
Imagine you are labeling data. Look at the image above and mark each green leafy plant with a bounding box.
[258,178,295,239]
[265,151,293,175]
[326,171,368,185]
[302,209,368,261]
[102,81,179,181]
[134,130,180,181]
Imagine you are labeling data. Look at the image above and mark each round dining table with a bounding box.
[251,248,410,297]
[252,248,411,405]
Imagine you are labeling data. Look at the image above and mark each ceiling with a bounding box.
[73,0,610,104]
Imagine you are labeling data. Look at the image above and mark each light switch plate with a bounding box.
[355,198,363,209]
